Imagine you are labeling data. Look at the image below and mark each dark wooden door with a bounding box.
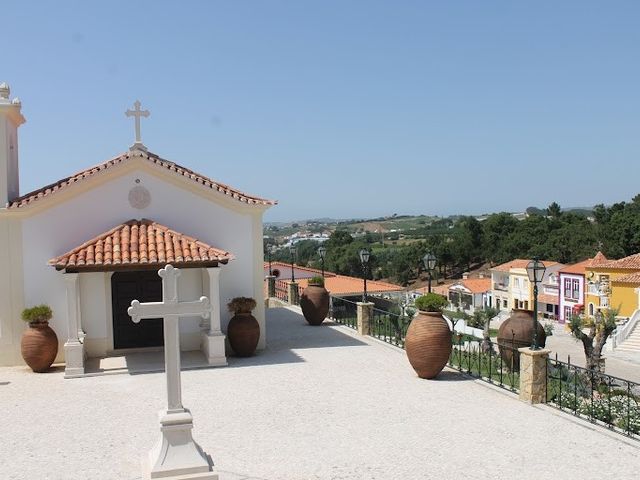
[112,271,164,349]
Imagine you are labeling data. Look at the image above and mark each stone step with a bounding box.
[615,344,640,352]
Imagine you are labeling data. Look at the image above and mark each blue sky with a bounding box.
[3,1,639,222]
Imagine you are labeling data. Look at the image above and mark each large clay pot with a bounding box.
[497,309,546,371]
[20,322,58,372]
[227,312,260,357]
[300,284,330,326]
[405,311,452,379]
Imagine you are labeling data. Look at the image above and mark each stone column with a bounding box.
[518,347,551,404]
[357,302,374,336]
[201,267,227,366]
[266,275,276,298]
[288,281,299,306]
[63,273,85,378]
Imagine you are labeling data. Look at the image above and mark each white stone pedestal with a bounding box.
[145,409,217,480]
[201,332,227,366]
[63,340,85,378]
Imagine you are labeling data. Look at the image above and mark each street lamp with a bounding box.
[423,252,437,293]
[290,244,297,283]
[266,244,274,276]
[318,245,327,278]
[526,257,546,350]
[359,248,371,303]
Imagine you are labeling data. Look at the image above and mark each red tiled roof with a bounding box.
[298,275,404,296]
[588,251,609,268]
[492,259,558,272]
[538,293,559,305]
[559,258,592,275]
[614,272,640,285]
[600,253,640,270]
[49,219,233,271]
[458,278,491,294]
[9,150,276,209]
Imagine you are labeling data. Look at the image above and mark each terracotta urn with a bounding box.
[497,309,546,371]
[21,322,59,372]
[405,311,452,379]
[300,283,330,326]
[227,312,260,357]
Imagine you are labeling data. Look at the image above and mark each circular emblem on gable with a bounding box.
[128,186,151,209]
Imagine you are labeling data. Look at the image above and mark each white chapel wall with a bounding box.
[21,166,259,361]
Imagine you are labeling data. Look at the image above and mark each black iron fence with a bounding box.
[546,354,640,438]
[329,296,358,330]
[371,308,411,348]
[447,336,521,392]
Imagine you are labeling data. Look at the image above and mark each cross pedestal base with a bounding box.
[145,409,217,480]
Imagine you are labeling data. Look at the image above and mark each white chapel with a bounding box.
[0,83,275,376]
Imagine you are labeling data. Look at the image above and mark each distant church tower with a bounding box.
[0,82,26,205]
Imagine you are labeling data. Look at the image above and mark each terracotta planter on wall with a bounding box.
[300,284,330,326]
[405,311,452,379]
[227,313,260,357]
[21,322,58,372]
[497,309,546,371]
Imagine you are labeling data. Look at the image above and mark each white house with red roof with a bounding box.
[558,258,594,323]
[0,84,275,376]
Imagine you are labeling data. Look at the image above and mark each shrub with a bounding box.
[227,297,257,314]
[308,276,325,287]
[21,305,53,324]
[415,293,448,313]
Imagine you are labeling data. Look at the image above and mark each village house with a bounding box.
[490,259,564,315]
[446,274,491,313]
[585,252,640,318]
[0,85,275,376]
[558,257,593,323]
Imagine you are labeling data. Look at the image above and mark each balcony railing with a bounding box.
[493,282,509,292]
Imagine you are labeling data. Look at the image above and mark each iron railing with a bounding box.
[447,336,521,392]
[329,296,358,330]
[546,354,640,439]
[371,308,412,348]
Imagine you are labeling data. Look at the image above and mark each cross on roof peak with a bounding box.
[125,100,150,152]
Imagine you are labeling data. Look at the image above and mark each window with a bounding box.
[564,278,572,298]
[572,279,580,300]
[588,303,594,316]
[564,306,572,321]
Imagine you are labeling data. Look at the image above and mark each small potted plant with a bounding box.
[300,275,330,326]
[226,297,259,357]
[20,304,58,372]
[405,293,452,379]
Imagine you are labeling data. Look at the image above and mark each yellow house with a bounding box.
[585,252,640,318]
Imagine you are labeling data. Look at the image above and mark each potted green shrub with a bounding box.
[405,293,452,379]
[300,275,330,326]
[226,297,259,357]
[20,305,58,372]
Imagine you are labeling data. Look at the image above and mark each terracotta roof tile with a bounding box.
[538,293,559,305]
[297,275,403,296]
[9,150,276,209]
[559,259,593,275]
[600,253,640,270]
[615,272,640,284]
[49,219,234,271]
[451,278,491,294]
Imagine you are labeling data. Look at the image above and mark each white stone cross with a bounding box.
[128,265,217,479]
[125,100,150,147]
[128,264,210,412]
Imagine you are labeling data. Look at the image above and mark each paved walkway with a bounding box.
[1,307,639,480]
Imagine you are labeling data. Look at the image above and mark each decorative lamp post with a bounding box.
[359,248,371,303]
[267,245,274,276]
[290,245,297,283]
[318,245,327,278]
[423,252,437,293]
[526,257,546,350]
